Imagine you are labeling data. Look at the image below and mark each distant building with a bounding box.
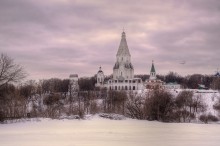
[69,74,79,83]
[94,31,183,91]
[69,74,79,95]
[145,61,164,89]
[214,69,220,78]
[164,82,181,90]
[198,84,208,90]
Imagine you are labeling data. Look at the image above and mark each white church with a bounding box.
[95,31,173,91]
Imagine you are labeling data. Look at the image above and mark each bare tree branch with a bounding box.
[0,53,27,87]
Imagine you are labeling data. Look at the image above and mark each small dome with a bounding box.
[124,62,133,69]
[215,72,220,77]
[98,70,103,73]
[97,66,104,74]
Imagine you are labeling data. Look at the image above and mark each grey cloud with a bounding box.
[0,0,220,80]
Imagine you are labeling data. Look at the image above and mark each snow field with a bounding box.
[1,116,220,146]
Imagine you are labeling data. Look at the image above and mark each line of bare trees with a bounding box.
[1,53,220,123]
[136,72,220,90]
[125,90,218,123]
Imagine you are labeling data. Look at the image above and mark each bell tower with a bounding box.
[149,60,156,80]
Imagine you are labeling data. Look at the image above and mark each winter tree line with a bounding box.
[1,53,220,123]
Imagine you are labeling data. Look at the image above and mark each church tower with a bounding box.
[96,66,105,85]
[149,60,156,80]
[113,31,134,80]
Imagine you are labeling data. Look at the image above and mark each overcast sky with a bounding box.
[1,0,220,80]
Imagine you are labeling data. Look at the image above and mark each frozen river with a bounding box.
[0,117,220,146]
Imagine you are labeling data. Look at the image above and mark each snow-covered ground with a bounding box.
[1,116,220,146]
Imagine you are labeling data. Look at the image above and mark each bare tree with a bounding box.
[211,78,220,90]
[145,89,175,122]
[43,93,63,118]
[192,94,206,114]
[0,53,26,88]
[175,90,194,122]
[107,90,127,114]
[126,94,145,119]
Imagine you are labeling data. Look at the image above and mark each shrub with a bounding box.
[199,114,219,123]
[78,109,85,119]
[207,114,219,122]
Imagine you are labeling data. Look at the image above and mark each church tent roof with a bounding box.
[150,62,156,73]
[116,31,131,56]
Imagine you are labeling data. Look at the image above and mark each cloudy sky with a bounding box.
[1,0,220,80]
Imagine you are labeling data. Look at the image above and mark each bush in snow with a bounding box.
[199,114,219,124]
[99,113,126,120]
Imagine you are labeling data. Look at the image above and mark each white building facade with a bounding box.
[96,31,143,91]
[164,83,181,90]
